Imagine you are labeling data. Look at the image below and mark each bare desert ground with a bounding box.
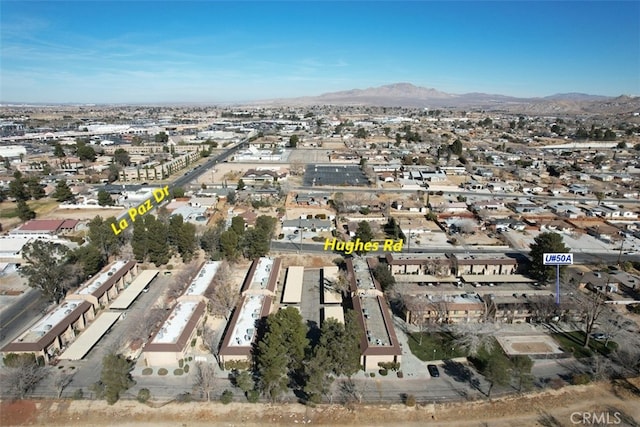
[2,378,639,427]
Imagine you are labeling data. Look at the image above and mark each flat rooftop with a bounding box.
[322,266,343,304]
[282,266,304,304]
[245,257,275,293]
[386,253,450,264]
[75,260,129,296]
[109,269,159,310]
[20,300,84,343]
[151,301,200,345]
[59,311,122,360]
[452,253,517,264]
[0,236,33,254]
[352,258,392,347]
[323,306,344,324]
[228,294,264,347]
[184,261,221,296]
[460,274,535,283]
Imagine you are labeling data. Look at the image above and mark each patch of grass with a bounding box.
[551,331,618,358]
[141,368,153,375]
[468,340,511,372]
[157,368,168,376]
[0,199,61,219]
[407,332,467,361]
[173,368,184,376]
[0,207,18,218]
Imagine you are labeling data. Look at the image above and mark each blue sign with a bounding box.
[543,253,573,265]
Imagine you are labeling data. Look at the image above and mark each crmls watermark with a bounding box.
[570,412,622,425]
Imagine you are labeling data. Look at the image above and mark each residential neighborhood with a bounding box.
[1,2,639,422]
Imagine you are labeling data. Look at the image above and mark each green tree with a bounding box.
[235,370,255,395]
[226,189,237,205]
[53,179,75,202]
[255,215,277,239]
[112,148,131,166]
[87,216,123,261]
[594,191,605,206]
[16,200,36,221]
[256,307,309,401]
[97,190,115,206]
[100,353,135,405]
[303,345,334,403]
[171,186,185,198]
[20,240,72,303]
[230,216,246,236]
[8,171,29,201]
[354,221,374,244]
[75,140,96,162]
[145,216,171,266]
[289,135,299,148]
[236,179,246,191]
[449,139,463,156]
[131,215,170,266]
[169,215,197,262]
[355,127,368,139]
[528,232,570,284]
[26,177,45,200]
[317,315,361,378]
[155,132,169,143]
[70,244,105,279]
[383,217,406,241]
[219,230,240,260]
[372,263,395,291]
[484,355,510,398]
[242,227,270,259]
[53,143,66,158]
[510,355,534,392]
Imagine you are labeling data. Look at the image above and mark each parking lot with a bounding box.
[303,164,370,187]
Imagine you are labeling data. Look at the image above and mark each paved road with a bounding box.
[270,240,637,265]
[0,288,49,352]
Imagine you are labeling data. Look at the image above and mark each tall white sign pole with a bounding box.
[543,253,574,305]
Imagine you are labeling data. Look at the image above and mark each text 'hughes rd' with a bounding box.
[323,238,403,254]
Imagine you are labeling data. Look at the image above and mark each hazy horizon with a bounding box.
[1,1,639,104]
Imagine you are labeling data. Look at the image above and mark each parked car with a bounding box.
[427,364,440,378]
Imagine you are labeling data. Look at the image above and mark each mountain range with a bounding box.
[253,83,639,114]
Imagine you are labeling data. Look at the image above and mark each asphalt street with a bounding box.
[0,288,49,353]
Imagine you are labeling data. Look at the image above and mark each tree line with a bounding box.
[200,215,277,262]
[225,307,362,403]
[19,212,197,304]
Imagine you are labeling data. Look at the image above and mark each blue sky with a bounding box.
[1,1,638,103]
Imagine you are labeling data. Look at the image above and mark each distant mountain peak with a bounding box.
[252,82,632,114]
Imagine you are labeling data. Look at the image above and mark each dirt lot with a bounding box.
[2,378,639,427]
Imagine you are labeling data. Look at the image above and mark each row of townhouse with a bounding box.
[385,253,519,277]
[2,261,138,363]
[118,150,202,181]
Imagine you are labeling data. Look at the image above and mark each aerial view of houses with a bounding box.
[1,1,639,426]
